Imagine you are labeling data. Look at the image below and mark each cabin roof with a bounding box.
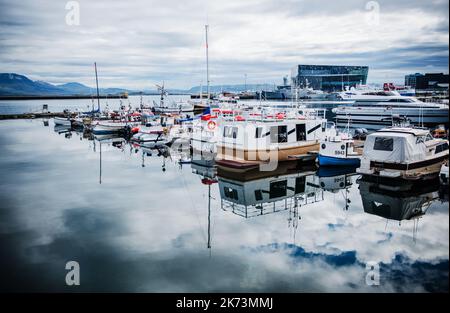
[375,127,429,137]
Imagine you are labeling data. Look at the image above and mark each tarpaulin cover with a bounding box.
[363,132,426,163]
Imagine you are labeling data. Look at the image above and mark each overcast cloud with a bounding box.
[0,0,448,89]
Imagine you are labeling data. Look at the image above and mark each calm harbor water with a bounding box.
[0,118,448,292]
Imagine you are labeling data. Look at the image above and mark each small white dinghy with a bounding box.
[54,117,71,126]
[92,121,130,134]
[132,128,170,147]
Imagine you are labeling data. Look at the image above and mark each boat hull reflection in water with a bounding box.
[217,161,323,218]
[359,177,441,222]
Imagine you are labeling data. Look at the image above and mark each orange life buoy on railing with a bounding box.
[207,120,216,130]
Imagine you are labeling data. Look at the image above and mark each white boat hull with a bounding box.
[335,106,449,127]
[93,122,129,134]
[54,117,71,126]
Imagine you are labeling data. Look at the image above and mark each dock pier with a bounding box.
[0,112,77,120]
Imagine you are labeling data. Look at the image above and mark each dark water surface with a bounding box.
[0,119,448,292]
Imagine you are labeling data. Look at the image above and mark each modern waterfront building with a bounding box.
[404,73,424,88]
[291,64,369,92]
[415,73,449,90]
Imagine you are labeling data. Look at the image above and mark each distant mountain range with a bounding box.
[0,73,136,96]
[187,83,276,93]
[0,73,276,97]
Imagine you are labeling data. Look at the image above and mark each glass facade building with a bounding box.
[415,73,449,90]
[404,73,423,88]
[291,65,369,92]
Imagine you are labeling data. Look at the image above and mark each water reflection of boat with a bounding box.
[358,177,440,221]
[94,134,126,144]
[53,124,72,134]
[93,134,127,184]
[190,153,217,255]
[168,144,191,166]
[191,158,217,179]
[317,166,358,193]
[133,143,169,170]
[357,127,449,181]
[217,162,322,218]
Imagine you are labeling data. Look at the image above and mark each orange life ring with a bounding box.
[207,120,216,130]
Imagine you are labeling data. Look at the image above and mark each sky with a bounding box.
[0,0,449,89]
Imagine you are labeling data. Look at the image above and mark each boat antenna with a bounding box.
[94,62,101,112]
[205,24,210,104]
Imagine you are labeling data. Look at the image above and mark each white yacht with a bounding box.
[336,88,403,103]
[357,127,449,181]
[334,97,448,127]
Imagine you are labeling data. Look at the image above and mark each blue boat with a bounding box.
[318,154,360,167]
[318,131,363,167]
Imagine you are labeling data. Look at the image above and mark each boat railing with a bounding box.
[220,191,324,218]
[215,106,327,124]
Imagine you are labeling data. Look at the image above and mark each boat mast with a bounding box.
[205,24,210,104]
[207,184,211,251]
[94,62,101,112]
[99,141,102,184]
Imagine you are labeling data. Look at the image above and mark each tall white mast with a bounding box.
[205,24,210,103]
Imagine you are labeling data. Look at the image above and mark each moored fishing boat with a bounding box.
[215,108,328,166]
[191,108,236,157]
[357,127,449,180]
[317,125,363,166]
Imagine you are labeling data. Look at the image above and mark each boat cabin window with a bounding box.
[295,176,306,193]
[387,98,411,103]
[255,127,263,138]
[296,124,306,141]
[373,137,394,151]
[435,142,449,154]
[269,180,287,199]
[425,134,434,141]
[223,187,238,200]
[254,190,263,201]
[270,125,288,143]
[223,126,238,139]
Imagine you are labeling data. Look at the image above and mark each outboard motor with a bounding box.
[353,128,368,140]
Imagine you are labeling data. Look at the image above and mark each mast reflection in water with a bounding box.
[0,119,447,292]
